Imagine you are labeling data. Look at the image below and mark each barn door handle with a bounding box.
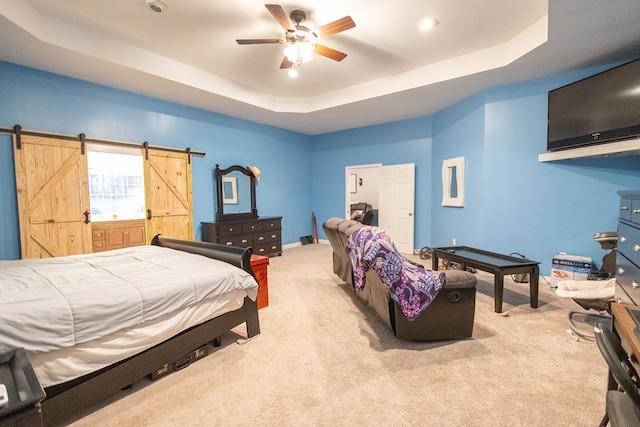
[83,210,90,224]
[147,209,152,220]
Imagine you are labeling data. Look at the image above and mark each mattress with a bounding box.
[0,245,259,387]
[31,289,247,387]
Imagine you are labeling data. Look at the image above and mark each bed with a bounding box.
[0,234,261,426]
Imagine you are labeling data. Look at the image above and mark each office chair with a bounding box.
[594,323,640,427]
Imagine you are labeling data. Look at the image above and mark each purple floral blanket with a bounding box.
[346,226,444,321]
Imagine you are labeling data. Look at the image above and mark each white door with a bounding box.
[379,163,415,254]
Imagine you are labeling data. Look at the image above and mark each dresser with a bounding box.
[607,191,640,401]
[614,190,640,306]
[201,216,282,256]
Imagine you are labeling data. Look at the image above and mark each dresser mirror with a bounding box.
[215,164,258,221]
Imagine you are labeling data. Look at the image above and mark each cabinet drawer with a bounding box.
[93,240,106,251]
[618,222,640,266]
[242,222,262,233]
[633,199,640,225]
[262,219,281,230]
[620,198,632,222]
[93,230,105,240]
[617,253,640,305]
[254,229,281,244]
[615,283,635,305]
[218,223,242,236]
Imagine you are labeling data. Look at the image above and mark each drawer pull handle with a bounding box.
[620,236,627,243]
[635,244,640,252]
[258,237,264,241]
[271,234,276,238]
[618,298,623,303]
[618,267,625,275]
[634,281,639,289]
[242,239,248,243]
[635,209,640,214]
[226,242,233,246]
[621,206,629,211]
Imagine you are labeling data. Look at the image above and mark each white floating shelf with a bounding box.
[538,137,640,162]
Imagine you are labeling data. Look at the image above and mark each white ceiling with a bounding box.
[1,0,640,135]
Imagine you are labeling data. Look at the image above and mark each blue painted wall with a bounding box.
[311,117,434,245]
[311,69,640,274]
[0,61,311,260]
[2,60,640,276]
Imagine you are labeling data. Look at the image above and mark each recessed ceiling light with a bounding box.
[288,69,298,78]
[419,17,439,31]
[145,0,167,13]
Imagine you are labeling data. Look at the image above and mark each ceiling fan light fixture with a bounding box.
[284,42,314,65]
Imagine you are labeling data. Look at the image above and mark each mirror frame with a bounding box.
[215,164,258,221]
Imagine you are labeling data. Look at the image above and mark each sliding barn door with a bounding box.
[144,148,193,242]
[13,135,92,258]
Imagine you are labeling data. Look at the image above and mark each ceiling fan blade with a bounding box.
[280,57,293,69]
[314,44,348,62]
[313,16,355,38]
[265,4,295,31]
[236,38,281,45]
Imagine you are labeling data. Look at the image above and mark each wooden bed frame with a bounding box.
[40,235,261,426]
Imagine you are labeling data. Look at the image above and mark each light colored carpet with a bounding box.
[68,243,607,426]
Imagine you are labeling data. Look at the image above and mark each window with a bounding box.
[87,145,145,221]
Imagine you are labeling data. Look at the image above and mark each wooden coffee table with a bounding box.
[432,246,540,313]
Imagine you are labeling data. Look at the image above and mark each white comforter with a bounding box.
[0,245,258,354]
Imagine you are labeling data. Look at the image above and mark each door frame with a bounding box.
[345,163,381,219]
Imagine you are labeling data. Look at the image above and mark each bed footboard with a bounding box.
[151,234,254,276]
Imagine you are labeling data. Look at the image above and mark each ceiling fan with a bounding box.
[236,4,356,69]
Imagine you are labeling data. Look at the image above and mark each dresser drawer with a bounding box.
[262,218,281,230]
[615,284,635,305]
[632,199,640,225]
[617,253,640,305]
[254,229,281,244]
[242,222,262,233]
[620,198,632,222]
[254,241,282,256]
[618,222,640,266]
[218,223,243,236]
[218,234,252,248]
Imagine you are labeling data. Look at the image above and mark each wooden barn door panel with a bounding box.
[13,135,92,258]
[144,149,193,242]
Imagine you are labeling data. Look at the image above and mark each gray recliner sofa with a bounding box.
[323,217,477,341]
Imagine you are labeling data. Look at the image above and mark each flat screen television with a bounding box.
[547,58,640,151]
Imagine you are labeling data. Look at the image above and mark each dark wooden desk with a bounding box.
[432,246,540,313]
